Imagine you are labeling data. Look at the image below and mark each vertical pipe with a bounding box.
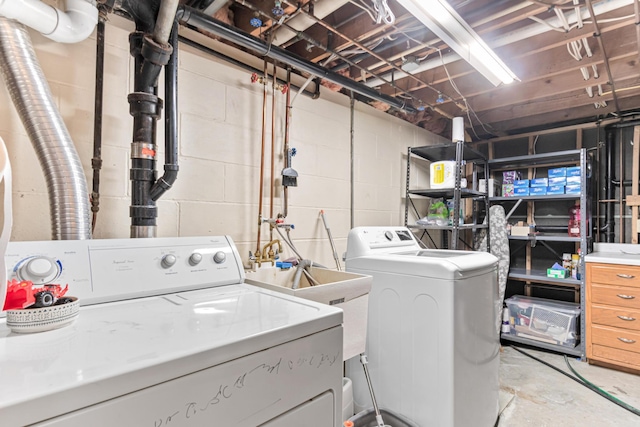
[256,58,268,256]
[350,91,355,229]
[91,17,105,233]
[270,60,276,242]
[605,126,615,242]
[620,128,625,241]
[283,67,291,218]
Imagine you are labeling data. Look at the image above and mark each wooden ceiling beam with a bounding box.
[474,78,640,125]
[481,93,640,135]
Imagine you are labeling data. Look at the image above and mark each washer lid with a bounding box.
[0,283,342,426]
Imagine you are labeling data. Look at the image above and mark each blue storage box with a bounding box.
[514,187,530,196]
[566,175,580,185]
[530,178,548,187]
[565,185,581,194]
[514,179,530,188]
[548,176,567,186]
[548,167,567,178]
[566,166,580,177]
[547,185,565,195]
[530,187,548,195]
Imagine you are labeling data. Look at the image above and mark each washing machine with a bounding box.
[0,236,343,427]
[344,227,500,427]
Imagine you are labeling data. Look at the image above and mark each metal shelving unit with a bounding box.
[405,142,489,250]
[488,149,591,358]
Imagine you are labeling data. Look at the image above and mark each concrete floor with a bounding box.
[498,346,640,426]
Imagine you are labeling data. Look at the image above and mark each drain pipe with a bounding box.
[0,18,92,239]
[127,0,179,238]
[0,0,97,43]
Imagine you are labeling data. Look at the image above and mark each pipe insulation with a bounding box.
[0,18,91,240]
[0,0,98,44]
[177,6,414,112]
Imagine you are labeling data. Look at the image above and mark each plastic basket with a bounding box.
[528,304,573,343]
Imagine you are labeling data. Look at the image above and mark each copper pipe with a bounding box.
[270,59,276,242]
[256,58,268,256]
[585,0,620,115]
[283,66,291,218]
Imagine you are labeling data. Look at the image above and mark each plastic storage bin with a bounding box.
[348,408,419,427]
[505,296,580,348]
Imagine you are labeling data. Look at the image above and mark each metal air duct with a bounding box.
[0,18,91,240]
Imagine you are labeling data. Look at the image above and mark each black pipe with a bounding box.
[150,20,179,201]
[176,6,415,112]
[330,36,410,72]
[91,17,106,232]
[604,126,616,242]
[177,35,320,99]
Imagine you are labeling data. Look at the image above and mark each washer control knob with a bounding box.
[189,253,203,266]
[213,251,226,264]
[19,257,59,284]
[384,231,394,241]
[161,254,177,269]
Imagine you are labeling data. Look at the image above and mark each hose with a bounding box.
[510,346,640,417]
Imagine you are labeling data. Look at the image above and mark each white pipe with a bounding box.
[272,0,351,46]
[365,0,633,87]
[0,0,97,44]
[154,0,179,45]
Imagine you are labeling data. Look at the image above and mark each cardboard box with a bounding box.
[530,178,548,187]
[547,268,567,278]
[548,167,567,178]
[514,187,529,196]
[479,178,501,197]
[510,222,532,236]
[245,267,372,360]
[566,166,581,177]
[566,175,580,185]
[530,187,547,195]
[548,176,566,186]
[502,171,521,184]
[547,185,565,195]
[565,185,581,194]
[514,179,530,188]
[505,296,580,347]
[502,184,514,197]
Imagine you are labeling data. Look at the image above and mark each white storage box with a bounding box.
[245,267,372,360]
[505,295,580,348]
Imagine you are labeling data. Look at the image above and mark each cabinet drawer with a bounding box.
[590,284,640,310]
[589,264,640,288]
[590,305,640,331]
[591,344,640,370]
[591,325,640,354]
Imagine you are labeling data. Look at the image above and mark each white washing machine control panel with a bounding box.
[5,236,245,306]
[345,226,420,259]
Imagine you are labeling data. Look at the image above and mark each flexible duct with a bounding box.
[0,18,91,239]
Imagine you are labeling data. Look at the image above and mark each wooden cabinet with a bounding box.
[586,262,640,372]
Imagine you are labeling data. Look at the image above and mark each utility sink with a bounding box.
[245,267,372,361]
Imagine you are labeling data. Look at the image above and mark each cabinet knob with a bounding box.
[617,337,636,344]
[616,294,636,300]
[617,315,636,322]
[616,273,635,279]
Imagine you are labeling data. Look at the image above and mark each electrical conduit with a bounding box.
[0,18,92,239]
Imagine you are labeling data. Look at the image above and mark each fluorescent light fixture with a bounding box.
[396,0,518,86]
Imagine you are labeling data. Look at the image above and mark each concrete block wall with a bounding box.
[0,19,446,268]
